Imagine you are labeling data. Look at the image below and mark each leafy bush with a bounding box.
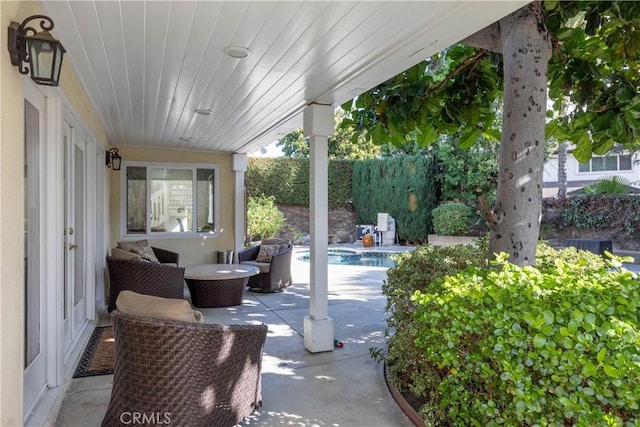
[434,137,499,206]
[431,202,476,235]
[406,248,639,425]
[382,241,488,422]
[246,195,285,242]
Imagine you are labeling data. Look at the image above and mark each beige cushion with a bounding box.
[240,260,270,274]
[261,238,288,250]
[117,240,150,251]
[116,290,204,323]
[256,244,279,262]
[133,246,160,263]
[111,247,145,262]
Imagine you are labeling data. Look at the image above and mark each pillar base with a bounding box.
[303,316,334,353]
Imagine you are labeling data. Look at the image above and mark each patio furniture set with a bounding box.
[101,239,292,426]
[106,238,293,309]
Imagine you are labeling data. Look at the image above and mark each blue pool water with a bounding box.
[298,249,397,268]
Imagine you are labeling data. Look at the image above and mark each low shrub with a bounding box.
[246,195,285,242]
[431,202,476,235]
[382,241,488,421]
[407,249,639,425]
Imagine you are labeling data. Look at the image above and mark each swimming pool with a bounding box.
[298,248,397,268]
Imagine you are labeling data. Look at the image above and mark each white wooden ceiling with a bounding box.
[40,1,528,154]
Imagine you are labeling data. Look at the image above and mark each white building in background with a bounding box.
[543,148,640,197]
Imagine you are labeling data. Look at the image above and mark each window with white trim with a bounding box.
[578,154,632,173]
[122,163,218,236]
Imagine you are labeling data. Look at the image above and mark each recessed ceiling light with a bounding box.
[179,137,192,142]
[194,109,212,116]
[223,45,251,59]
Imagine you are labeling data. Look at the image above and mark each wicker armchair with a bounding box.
[238,238,292,293]
[102,311,268,427]
[106,248,185,312]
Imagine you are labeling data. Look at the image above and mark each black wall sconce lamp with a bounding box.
[106,148,122,171]
[7,15,66,86]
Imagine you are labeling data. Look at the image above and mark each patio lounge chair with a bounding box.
[106,245,185,312]
[102,310,267,427]
[238,238,292,292]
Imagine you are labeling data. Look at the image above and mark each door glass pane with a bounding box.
[197,169,215,232]
[126,166,147,234]
[24,100,40,367]
[150,168,193,233]
[63,133,68,319]
[74,145,84,305]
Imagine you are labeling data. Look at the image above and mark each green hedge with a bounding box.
[246,158,353,209]
[562,195,640,235]
[352,156,437,243]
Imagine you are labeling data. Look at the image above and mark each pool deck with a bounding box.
[327,242,416,254]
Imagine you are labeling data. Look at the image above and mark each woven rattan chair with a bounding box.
[106,252,185,312]
[238,239,292,293]
[102,311,268,427]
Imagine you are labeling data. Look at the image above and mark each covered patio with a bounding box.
[55,246,415,426]
[0,1,529,425]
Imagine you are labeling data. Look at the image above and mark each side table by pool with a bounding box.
[184,264,259,308]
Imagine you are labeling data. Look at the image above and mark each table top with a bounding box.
[185,263,259,280]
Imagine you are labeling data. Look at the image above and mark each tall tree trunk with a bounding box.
[557,96,571,200]
[488,3,551,266]
[557,141,568,199]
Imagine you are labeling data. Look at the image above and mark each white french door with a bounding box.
[23,82,47,419]
[63,122,88,353]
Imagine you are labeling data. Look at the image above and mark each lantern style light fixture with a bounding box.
[106,148,122,171]
[7,15,66,86]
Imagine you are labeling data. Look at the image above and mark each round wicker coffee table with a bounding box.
[184,264,259,308]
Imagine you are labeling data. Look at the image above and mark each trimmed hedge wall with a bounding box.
[562,194,640,235]
[352,156,437,243]
[246,158,353,209]
[247,156,437,242]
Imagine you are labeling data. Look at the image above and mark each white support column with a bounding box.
[232,154,248,263]
[303,103,334,353]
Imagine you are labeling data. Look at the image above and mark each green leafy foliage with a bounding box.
[544,1,640,160]
[431,202,476,236]
[386,243,640,425]
[341,45,501,150]
[383,242,488,420]
[562,195,640,235]
[276,108,381,159]
[246,195,285,242]
[433,137,499,206]
[246,158,353,209]
[341,1,640,265]
[583,176,632,195]
[352,156,437,243]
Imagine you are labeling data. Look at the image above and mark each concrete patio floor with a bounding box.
[54,245,415,427]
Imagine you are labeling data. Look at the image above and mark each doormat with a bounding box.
[73,326,115,378]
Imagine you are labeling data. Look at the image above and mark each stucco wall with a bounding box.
[108,147,236,267]
[0,2,31,424]
[1,2,112,424]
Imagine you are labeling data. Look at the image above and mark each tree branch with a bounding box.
[421,50,490,100]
